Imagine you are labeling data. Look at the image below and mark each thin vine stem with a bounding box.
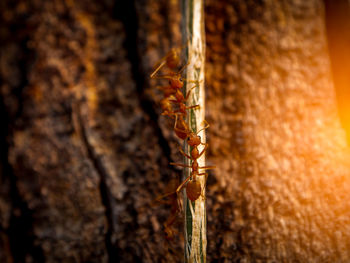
[181,0,206,262]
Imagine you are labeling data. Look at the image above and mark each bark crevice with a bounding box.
[113,0,174,164]
[73,104,116,263]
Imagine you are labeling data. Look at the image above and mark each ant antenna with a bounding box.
[196,120,210,134]
[150,60,167,78]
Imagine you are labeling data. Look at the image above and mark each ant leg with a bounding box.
[170,162,191,168]
[152,191,176,205]
[197,143,208,159]
[177,61,190,75]
[171,104,200,110]
[164,213,178,239]
[176,175,191,194]
[182,79,203,87]
[161,108,177,118]
[175,175,192,209]
[184,84,198,101]
[172,105,199,117]
[178,146,192,160]
[186,105,200,110]
[174,112,180,123]
[173,114,189,135]
[198,165,216,170]
[161,113,176,119]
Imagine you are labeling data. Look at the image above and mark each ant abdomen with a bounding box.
[166,50,180,69]
[191,147,199,159]
[186,180,201,201]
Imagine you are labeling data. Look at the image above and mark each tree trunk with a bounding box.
[1,0,350,262]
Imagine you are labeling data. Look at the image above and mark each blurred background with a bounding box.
[1,0,350,262]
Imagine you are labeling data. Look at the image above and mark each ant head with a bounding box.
[187,133,201,147]
[169,78,183,89]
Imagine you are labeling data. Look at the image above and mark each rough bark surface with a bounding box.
[1,0,350,262]
[205,1,350,262]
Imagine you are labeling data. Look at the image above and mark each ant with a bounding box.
[168,84,201,116]
[153,68,201,119]
[152,178,182,240]
[170,119,215,201]
[150,41,190,78]
[170,157,215,202]
[150,45,202,119]
[173,114,190,140]
[160,98,200,118]
[150,48,182,79]
[157,84,199,118]
[152,66,199,94]
[150,47,198,99]
[173,113,204,140]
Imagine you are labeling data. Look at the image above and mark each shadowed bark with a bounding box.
[1,0,350,262]
[324,0,350,144]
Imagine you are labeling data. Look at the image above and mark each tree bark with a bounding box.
[1,0,350,262]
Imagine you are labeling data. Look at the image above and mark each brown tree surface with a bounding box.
[1,0,350,262]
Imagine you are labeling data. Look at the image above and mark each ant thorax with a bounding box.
[188,134,201,147]
[174,89,185,101]
[163,86,176,98]
[191,147,199,158]
[166,50,180,69]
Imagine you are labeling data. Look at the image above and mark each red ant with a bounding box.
[151,46,201,119]
[153,118,215,204]
[173,114,190,140]
[153,69,200,118]
[170,119,215,201]
[172,113,204,140]
[171,155,215,201]
[150,48,182,79]
[150,41,190,78]
[152,178,182,240]
[157,85,199,118]
[168,84,200,116]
